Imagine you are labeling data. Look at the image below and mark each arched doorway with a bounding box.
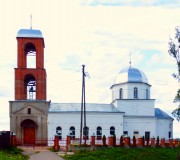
[21,119,37,144]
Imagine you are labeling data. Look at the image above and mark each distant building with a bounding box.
[9,28,173,145]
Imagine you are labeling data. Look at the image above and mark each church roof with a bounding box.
[114,67,148,85]
[17,29,43,38]
[155,108,173,120]
[49,103,123,113]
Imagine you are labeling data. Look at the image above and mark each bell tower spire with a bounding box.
[30,14,32,29]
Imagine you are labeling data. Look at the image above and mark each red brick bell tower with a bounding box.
[15,29,46,100]
[10,28,49,145]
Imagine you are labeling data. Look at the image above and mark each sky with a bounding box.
[0,0,180,137]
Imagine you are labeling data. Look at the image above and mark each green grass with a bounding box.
[63,147,180,160]
[0,147,29,160]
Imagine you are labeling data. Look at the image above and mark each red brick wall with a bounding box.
[15,37,46,100]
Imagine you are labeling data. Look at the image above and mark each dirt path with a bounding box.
[21,146,65,160]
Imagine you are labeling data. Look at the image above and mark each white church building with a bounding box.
[48,67,173,140]
[10,27,173,145]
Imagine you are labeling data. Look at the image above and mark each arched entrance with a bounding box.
[21,119,37,144]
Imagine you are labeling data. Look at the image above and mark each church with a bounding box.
[9,28,173,145]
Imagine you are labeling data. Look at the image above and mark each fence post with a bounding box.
[103,135,106,146]
[120,136,123,147]
[66,134,71,151]
[150,137,155,147]
[160,138,165,148]
[137,137,143,148]
[11,132,16,147]
[108,135,114,147]
[175,139,179,147]
[169,138,173,148]
[156,136,159,147]
[53,134,60,150]
[133,136,136,147]
[91,133,96,151]
[124,136,130,148]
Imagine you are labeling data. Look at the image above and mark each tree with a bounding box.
[168,26,180,121]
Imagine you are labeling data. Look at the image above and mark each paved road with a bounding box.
[22,148,65,160]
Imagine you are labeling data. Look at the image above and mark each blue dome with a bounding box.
[115,67,148,84]
[17,29,43,38]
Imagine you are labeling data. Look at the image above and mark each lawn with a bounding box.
[63,147,180,160]
[0,147,29,160]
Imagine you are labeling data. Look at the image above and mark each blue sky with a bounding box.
[0,0,180,137]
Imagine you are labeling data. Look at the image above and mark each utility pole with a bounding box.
[80,65,87,146]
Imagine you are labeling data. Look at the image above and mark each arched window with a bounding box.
[119,88,123,99]
[24,74,36,100]
[25,42,36,68]
[110,126,115,136]
[83,126,89,140]
[134,87,138,98]
[69,126,75,139]
[96,126,102,140]
[56,126,62,140]
[146,89,149,99]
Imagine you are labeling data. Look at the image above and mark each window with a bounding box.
[145,131,150,140]
[96,126,102,140]
[134,87,138,98]
[119,88,123,99]
[146,89,149,99]
[110,126,115,136]
[133,131,139,138]
[27,108,31,114]
[56,126,62,140]
[83,126,89,139]
[123,131,128,136]
[169,132,172,138]
[70,126,75,139]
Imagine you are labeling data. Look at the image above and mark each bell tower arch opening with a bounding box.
[25,42,36,68]
[24,74,36,100]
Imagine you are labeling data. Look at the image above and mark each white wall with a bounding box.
[48,112,124,141]
[111,83,151,101]
[113,99,155,116]
[124,116,156,138]
[124,116,173,140]
[156,119,173,139]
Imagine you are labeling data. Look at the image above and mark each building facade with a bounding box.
[10,28,173,145]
